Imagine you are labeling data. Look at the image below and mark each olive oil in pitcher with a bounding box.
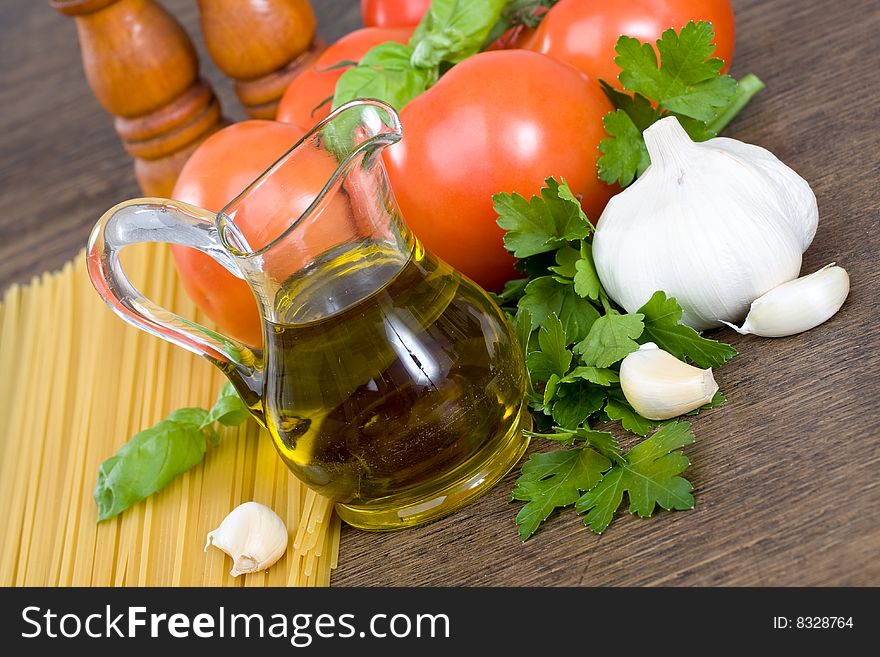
[88,100,531,531]
[259,241,530,529]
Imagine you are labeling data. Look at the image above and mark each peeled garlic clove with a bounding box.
[205,501,288,577]
[723,264,849,338]
[620,343,719,421]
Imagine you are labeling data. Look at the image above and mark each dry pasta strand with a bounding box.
[0,247,340,587]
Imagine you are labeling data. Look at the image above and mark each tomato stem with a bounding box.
[708,73,766,135]
[481,0,559,50]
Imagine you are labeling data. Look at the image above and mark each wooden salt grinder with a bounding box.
[198,0,325,120]
[51,0,224,197]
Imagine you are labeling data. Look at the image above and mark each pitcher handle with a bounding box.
[86,198,256,369]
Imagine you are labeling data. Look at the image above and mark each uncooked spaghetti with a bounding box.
[0,244,340,586]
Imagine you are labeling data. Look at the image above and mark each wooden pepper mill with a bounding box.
[198,0,325,119]
[51,0,225,196]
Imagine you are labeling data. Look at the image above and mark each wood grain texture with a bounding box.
[0,0,358,287]
[49,0,226,197]
[198,0,323,118]
[1,0,878,586]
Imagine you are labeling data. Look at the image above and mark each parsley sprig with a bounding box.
[494,178,736,539]
[598,21,764,187]
[501,26,749,540]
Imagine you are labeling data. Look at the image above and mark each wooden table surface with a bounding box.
[2,0,878,586]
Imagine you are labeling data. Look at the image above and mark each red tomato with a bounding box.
[361,0,430,28]
[171,121,348,347]
[277,26,413,130]
[527,0,736,85]
[385,50,614,292]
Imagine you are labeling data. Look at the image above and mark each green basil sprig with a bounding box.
[94,382,250,522]
[332,0,510,111]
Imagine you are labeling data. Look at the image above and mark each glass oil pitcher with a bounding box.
[87,100,531,530]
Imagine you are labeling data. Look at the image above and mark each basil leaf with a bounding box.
[167,407,209,427]
[411,0,509,68]
[93,382,253,522]
[204,381,251,428]
[94,420,207,522]
[332,43,434,111]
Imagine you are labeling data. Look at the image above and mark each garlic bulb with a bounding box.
[723,264,849,337]
[619,343,719,420]
[205,502,288,577]
[593,116,818,330]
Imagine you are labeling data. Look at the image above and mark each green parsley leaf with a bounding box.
[569,428,625,465]
[675,115,717,142]
[574,311,644,368]
[560,366,619,386]
[599,81,659,130]
[598,109,651,187]
[526,314,572,381]
[524,428,579,446]
[555,179,591,232]
[551,383,606,429]
[494,178,590,258]
[496,278,529,305]
[548,244,580,279]
[512,307,534,359]
[705,73,766,135]
[597,22,761,188]
[543,374,562,408]
[492,177,738,540]
[637,291,737,369]
[604,392,658,436]
[525,427,623,463]
[519,276,600,342]
[573,242,602,301]
[514,251,559,279]
[575,422,696,533]
[615,22,737,122]
[512,447,611,541]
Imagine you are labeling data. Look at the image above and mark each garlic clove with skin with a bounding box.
[205,501,288,577]
[620,343,719,421]
[722,264,849,337]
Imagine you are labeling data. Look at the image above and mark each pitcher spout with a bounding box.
[210,100,415,330]
[215,100,404,261]
[213,352,267,426]
[322,98,404,165]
